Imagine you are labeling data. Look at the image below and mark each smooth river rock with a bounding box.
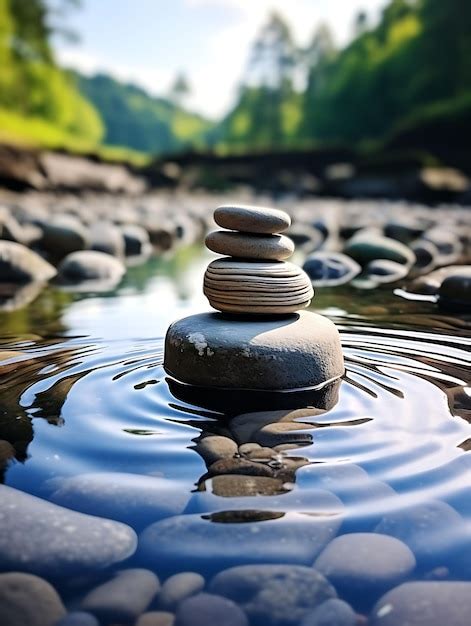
[81,569,160,623]
[438,266,471,311]
[205,230,294,261]
[0,572,65,626]
[364,259,410,283]
[50,472,188,531]
[344,234,415,267]
[314,533,416,609]
[175,593,248,626]
[370,582,471,626]
[56,612,100,626]
[300,599,357,626]
[136,612,175,626]
[210,564,336,626]
[214,204,291,234]
[57,250,125,283]
[303,252,361,286]
[158,572,205,611]
[0,484,137,578]
[214,204,291,235]
[138,511,341,577]
[164,311,344,390]
[0,240,56,282]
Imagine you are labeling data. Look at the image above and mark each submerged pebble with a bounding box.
[302,252,361,286]
[0,572,65,626]
[0,484,137,578]
[174,593,248,626]
[80,568,160,623]
[314,533,416,609]
[56,612,100,626]
[210,564,336,626]
[158,572,205,611]
[300,598,357,626]
[370,581,471,626]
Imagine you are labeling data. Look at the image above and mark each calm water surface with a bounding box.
[1,246,470,602]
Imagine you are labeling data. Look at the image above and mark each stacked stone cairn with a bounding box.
[164,204,344,394]
[204,205,314,314]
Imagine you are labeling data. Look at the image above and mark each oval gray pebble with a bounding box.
[205,231,294,261]
[214,205,291,234]
[175,593,248,626]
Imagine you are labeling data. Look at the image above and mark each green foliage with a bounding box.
[76,73,211,154]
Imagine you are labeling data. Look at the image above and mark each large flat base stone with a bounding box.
[164,311,344,391]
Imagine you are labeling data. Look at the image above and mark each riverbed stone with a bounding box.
[158,572,205,611]
[81,569,160,623]
[175,593,248,626]
[365,259,410,283]
[0,572,66,626]
[139,511,341,577]
[374,500,466,570]
[214,204,291,234]
[57,250,125,283]
[164,311,344,390]
[344,234,415,267]
[0,484,137,577]
[314,533,416,609]
[136,612,175,626]
[406,265,468,295]
[206,230,294,261]
[194,435,238,465]
[210,564,336,626]
[303,252,361,286]
[56,612,100,626]
[89,220,125,257]
[370,582,471,626]
[300,599,357,626]
[0,240,56,282]
[437,266,471,311]
[49,472,188,531]
[37,214,88,258]
[121,223,152,256]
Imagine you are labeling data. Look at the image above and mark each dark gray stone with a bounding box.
[405,265,465,295]
[303,252,361,286]
[38,214,88,258]
[0,572,65,626]
[81,569,159,623]
[158,572,205,611]
[0,240,56,283]
[300,599,357,626]
[122,223,152,256]
[164,311,344,390]
[0,484,137,577]
[139,511,341,577]
[50,472,188,531]
[175,593,248,626]
[314,533,416,609]
[370,582,471,626]
[57,250,125,283]
[344,234,415,267]
[56,612,100,626]
[210,564,336,626]
[438,266,471,311]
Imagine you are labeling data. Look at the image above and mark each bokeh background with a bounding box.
[0,0,469,188]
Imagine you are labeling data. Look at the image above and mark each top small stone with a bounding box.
[214,204,291,235]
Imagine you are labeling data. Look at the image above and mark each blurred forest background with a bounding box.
[0,0,469,166]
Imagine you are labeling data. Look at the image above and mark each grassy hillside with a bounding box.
[76,73,213,156]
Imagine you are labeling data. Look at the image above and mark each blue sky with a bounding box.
[55,0,387,119]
